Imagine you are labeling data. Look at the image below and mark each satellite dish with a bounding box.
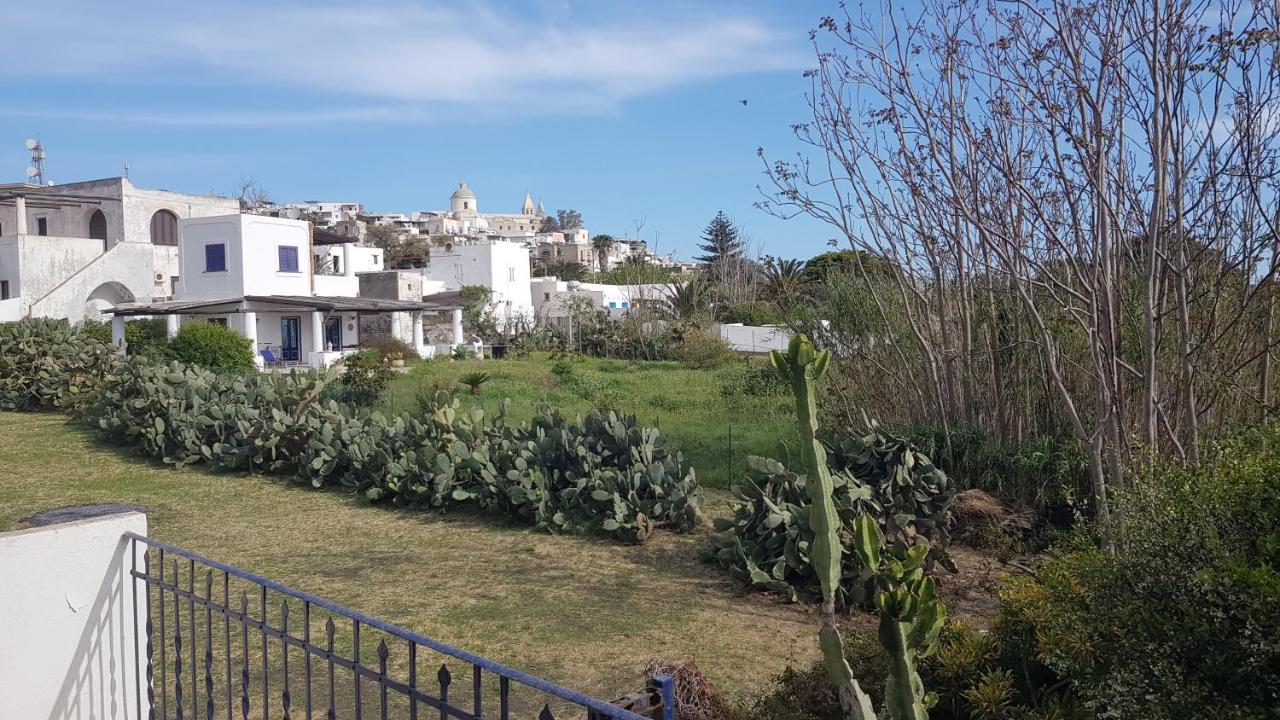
[25,166,38,177]
[24,138,38,150]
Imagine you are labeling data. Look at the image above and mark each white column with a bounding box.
[389,311,404,341]
[242,312,258,346]
[451,307,464,346]
[165,314,180,339]
[110,315,126,351]
[14,196,27,235]
[342,243,355,277]
[310,311,324,357]
[412,311,425,356]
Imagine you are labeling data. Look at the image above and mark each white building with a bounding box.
[425,239,533,327]
[272,201,364,229]
[530,277,670,321]
[107,215,460,368]
[0,178,240,322]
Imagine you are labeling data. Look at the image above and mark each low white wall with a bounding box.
[717,323,793,354]
[0,296,21,321]
[0,512,148,720]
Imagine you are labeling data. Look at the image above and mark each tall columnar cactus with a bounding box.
[771,335,877,720]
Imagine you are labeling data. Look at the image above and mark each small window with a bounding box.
[278,246,299,273]
[508,267,516,282]
[463,201,469,210]
[0,280,8,300]
[37,218,48,236]
[608,301,617,308]
[543,292,550,301]
[622,302,629,308]
[209,317,228,327]
[205,243,227,272]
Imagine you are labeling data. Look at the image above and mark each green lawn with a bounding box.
[380,353,797,489]
[0,412,819,707]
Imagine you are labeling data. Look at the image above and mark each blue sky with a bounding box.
[0,0,843,260]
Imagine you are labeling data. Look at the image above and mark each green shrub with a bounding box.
[675,328,737,369]
[168,322,254,372]
[338,349,393,405]
[710,422,955,606]
[364,336,413,360]
[79,320,113,344]
[744,619,1086,720]
[715,362,788,398]
[716,301,785,326]
[992,429,1280,718]
[0,318,118,411]
[125,319,172,358]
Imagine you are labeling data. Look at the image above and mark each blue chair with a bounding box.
[260,348,278,366]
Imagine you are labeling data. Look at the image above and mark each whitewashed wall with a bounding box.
[717,323,793,354]
[0,512,148,720]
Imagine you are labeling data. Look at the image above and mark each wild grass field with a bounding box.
[378,353,798,489]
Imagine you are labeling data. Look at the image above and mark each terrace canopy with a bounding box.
[106,294,464,366]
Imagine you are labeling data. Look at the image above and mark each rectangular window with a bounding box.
[204,243,227,272]
[278,246,299,273]
[209,317,228,327]
[36,218,48,236]
[508,267,516,282]
[0,280,8,300]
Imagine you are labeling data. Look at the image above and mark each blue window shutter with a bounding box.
[278,246,299,273]
[205,243,226,272]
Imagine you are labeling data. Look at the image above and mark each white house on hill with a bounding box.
[0,178,240,322]
[108,214,458,368]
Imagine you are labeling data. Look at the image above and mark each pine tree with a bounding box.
[695,211,744,265]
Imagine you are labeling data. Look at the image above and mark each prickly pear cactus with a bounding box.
[771,334,877,720]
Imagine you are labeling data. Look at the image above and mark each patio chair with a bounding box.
[260,348,282,368]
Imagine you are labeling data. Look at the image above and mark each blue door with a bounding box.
[280,316,301,362]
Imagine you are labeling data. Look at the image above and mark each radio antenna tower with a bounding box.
[24,138,46,184]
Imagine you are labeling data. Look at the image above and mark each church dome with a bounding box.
[450,181,477,215]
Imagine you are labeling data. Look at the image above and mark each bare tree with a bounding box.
[760,0,1280,545]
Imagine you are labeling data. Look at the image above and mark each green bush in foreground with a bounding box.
[168,322,255,372]
[88,356,702,543]
[0,318,117,411]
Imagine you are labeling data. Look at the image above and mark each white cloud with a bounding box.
[1,1,802,124]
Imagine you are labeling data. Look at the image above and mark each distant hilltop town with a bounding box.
[260,182,692,275]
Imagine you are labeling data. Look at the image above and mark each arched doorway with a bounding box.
[88,209,108,249]
[149,210,178,246]
[83,281,137,319]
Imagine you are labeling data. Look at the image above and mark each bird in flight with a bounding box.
[740,99,749,106]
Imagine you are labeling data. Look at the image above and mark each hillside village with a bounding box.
[0,174,763,368]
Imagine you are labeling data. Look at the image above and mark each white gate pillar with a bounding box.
[451,307,464,347]
[165,314,180,339]
[110,315,126,351]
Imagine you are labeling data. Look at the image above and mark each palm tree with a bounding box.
[664,277,711,321]
[533,260,589,282]
[591,234,615,273]
[763,257,807,299]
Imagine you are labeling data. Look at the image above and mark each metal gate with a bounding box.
[124,533,672,720]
